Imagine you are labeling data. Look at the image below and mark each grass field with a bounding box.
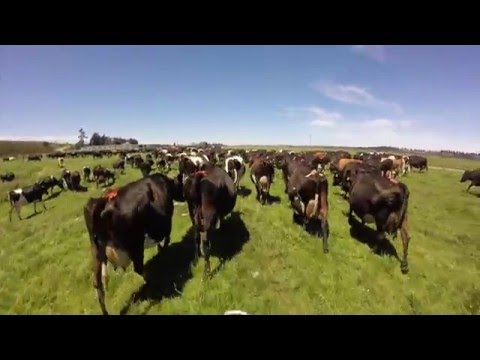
[0,141,68,157]
[0,155,479,315]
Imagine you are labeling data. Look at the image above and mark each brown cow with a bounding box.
[288,165,330,253]
[250,158,275,205]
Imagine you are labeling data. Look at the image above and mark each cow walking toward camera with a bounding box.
[181,164,237,280]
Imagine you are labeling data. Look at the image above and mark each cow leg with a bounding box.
[91,244,108,315]
[41,199,47,211]
[320,217,329,254]
[466,183,473,192]
[399,215,410,274]
[347,207,354,225]
[200,229,211,281]
[33,201,38,214]
[132,248,145,280]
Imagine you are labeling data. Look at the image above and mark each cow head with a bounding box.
[460,170,471,182]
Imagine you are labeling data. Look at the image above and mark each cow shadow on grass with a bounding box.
[120,229,196,315]
[45,191,62,201]
[237,186,252,197]
[209,211,250,277]
[348,216,400,259]
[268,194,282,204]
[119,211,249,315]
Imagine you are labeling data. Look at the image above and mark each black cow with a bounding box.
[112,159,125,174]
[8,184,49,221]
[84,173,183,315]
[250,158,275,205]
[287,165,330,253]
[181,164,237,280]
[27,155,42,161]
[70,171,81,191]
[1,172,15,182]
[83,166,92,182]
[348,173,411,274]
[140,162,152,177]
[36,176,64,194]
[460,169,480,192]
[408,155,428,172]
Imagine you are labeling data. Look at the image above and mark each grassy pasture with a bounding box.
[0,155,479,315]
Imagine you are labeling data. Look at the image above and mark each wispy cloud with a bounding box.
[306,106,342,128]
[351,45,386,63]
[314,83,403,114]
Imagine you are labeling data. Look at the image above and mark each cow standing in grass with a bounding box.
[460,169,480,192]
[180,164,237,280]
[288,165,330,253]
[250,158,275,205]
[84,173,183,315]
[8,183,49,221]
[348,172,411,274]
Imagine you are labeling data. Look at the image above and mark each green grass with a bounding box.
[0,155,479,315]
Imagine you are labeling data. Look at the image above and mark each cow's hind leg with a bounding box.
[399,215,410,274]
[466,183,473,192]
[200,229,211,281]
[321,218,329,254]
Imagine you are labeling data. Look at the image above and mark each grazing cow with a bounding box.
[112,159,125,174]
[250,158,275,205]
[27,155,42,161]
[181,164,237,279]
[58,157,65,168]
[140,162,152,177]
[1,172,15,182]
[287,165,330,253]
[36,176,64,194]
[348,172,411,274]
[83,166,92,182]
[460,169,480,192]
[84,173,183,315]
[8,183,49,221]
[225,155,246,189]
[408,155,428,172]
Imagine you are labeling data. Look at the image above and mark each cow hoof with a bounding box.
[323,248,329,254]
[401,262,409,274]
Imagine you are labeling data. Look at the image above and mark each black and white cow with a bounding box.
[1,172,15,182]
[8,184,49,221]
[225,155,246,190]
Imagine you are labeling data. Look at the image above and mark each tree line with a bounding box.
[74,129,138,148]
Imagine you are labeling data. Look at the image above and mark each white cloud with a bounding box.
[315,83,403,114]
[306,106,342,128]
[351,45,386,63]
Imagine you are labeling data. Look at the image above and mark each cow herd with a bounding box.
[1,146,479,315]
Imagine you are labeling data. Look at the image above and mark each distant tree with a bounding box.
[128,138,139,145]
[77,128,88,148]
[89,132,102,146]
[42,141,50,147]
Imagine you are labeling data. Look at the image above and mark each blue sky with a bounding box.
[1,45,479,152]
